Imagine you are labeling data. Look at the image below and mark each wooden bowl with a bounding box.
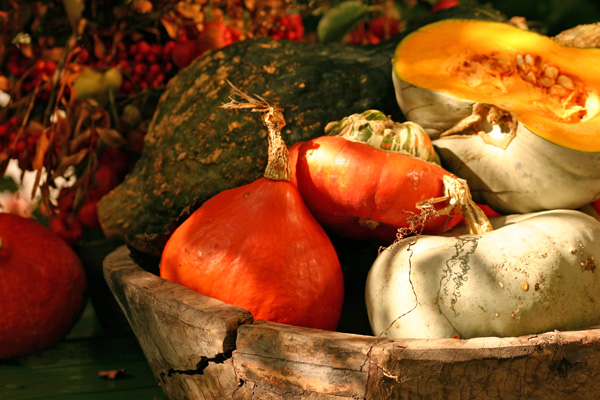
[104,245,600,400]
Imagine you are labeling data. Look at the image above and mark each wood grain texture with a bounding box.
[104,245,600,400]
[104,246,253,400]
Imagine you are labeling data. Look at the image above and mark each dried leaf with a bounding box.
[0,76,13,92]
[86,97,101,108]
[50,148,88,180]
[61,68,81,89]
[73,181,88,210]
[97,369,127,380]
[90,110,106,122]
[27,120,45,132]
[73,105,91,137]
[32,133,50,171]
[131,0,153,14]
[31,167,42,200]
[54,111,71,141]
[96,127,128,147]
[176,2,202,19]
[69,127,93,152]
[39,184,55,215]
[19,44,34,59]
[160,15,180,39]
[93,34,106,60]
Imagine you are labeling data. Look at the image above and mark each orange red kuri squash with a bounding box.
[0,213,87,359]
[289,110,464,243]
[160,88,344,331]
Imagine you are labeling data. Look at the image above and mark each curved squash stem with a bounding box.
[221,81,290,181]
[420,175,494,235]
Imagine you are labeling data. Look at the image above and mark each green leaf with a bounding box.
[0,176,19,193]
[317,1,370,43]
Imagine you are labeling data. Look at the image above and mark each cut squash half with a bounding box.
[394,19,600,152]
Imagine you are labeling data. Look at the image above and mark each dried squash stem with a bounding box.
[221,81,290,181]
[420,175,494,235]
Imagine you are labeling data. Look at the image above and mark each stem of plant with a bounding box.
[220,81,290,181]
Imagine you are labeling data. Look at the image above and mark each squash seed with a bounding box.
[524,53,534,67]
[521,281,529,291]
[538,77,554,87]
[549,84,569,96]
[557,74,575,89]
[543,66,559,80]
[525,71,537,83]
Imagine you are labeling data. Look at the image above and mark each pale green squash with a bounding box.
[366,209,600,339]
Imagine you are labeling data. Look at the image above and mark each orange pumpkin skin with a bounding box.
[160,177,344,331]
[289,136,463,243]
[0,214,87,359]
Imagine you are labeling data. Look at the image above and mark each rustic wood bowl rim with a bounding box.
[103,245,600,350]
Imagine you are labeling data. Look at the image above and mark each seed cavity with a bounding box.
[513,53,593,123]
[452,51,596,124]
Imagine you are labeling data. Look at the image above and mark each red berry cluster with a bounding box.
[431,0,460,12]
[74,38,176,95]
[0,116,59,172]
[6,53,58,101]
[5,51,29,78]
[269,15,305,42]
[347,17,402,45]
[117,40,176,94]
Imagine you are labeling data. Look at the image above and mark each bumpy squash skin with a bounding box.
[97,37,403,253]
[434,123,600,214]
[289,136,463,243]
[160,178,344,331]
[366,209,600,339]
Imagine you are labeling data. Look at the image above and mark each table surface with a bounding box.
[0,301,167,400]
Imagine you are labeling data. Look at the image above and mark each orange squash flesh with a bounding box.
[394,19,600,152]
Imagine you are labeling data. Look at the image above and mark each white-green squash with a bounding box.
[433,122,600,214]
[366,208,600,339]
